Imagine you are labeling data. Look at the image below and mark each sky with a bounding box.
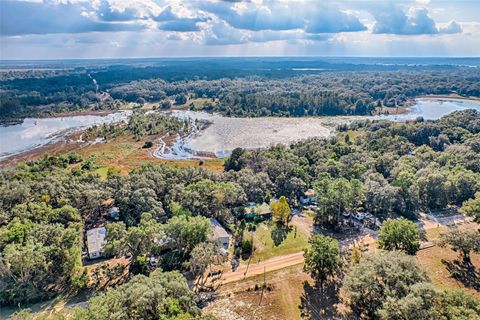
[0,0,479,59]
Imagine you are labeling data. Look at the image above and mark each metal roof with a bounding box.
[210,218,230,239]
[86,227,107,255]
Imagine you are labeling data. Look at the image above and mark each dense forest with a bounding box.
[1,58,480,121]
[1,110,479,318]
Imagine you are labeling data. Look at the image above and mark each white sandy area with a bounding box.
[186,115,333,155]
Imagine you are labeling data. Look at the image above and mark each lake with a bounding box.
[0,111,131,160]
[375,98,480,121]
[1,98,479,161]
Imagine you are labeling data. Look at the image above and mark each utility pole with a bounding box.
[259,266,266,306]
[244,232,255,277]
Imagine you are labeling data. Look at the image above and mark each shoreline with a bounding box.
[2,96,480,167]
[0,131,84,168]
[417,94,480,103]
[39,109,121,119]
[0,109,122,127]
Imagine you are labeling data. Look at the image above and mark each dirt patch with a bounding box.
[205,265,315,320]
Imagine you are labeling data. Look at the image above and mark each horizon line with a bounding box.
[1,55,480,62]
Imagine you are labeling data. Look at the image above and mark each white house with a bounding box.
[210,218,230,250]
[86,227,107,259]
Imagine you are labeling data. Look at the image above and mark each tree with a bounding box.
[303,235,342,292]
[271,196,291,226]
[440,228,480,266]
[175,93,187,105]
[364,174,402,216]
[178,179,246,221]
[314,176,360,228]
[0,203,83,306]
[116,187,165,225]
[163,215,211,258]
[460,192,480,222]
[74,269,200,320]
[377,282,439,320]
[342,251,429,319]
[160,99,172,109]
[104,213,164,274]
[378,218,421,255]
[189,241,228,291]
[224,147,247,171]
[433,290,480,320]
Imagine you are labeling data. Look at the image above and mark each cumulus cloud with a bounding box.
[0,0,146,36]
[199,1,365,33]
[372,5,461,35]
[203,19,249,45]
[439,21,462,34]
[153,6,209,32]
[0,0,471,57]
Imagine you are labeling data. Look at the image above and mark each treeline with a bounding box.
[2,63,480,121]
[84,111,188,141]
[109,70,480,116]
[1,110,479,309]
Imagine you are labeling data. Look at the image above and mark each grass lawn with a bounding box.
[244,221,310,262]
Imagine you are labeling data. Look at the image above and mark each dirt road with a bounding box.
[220,251,305,284]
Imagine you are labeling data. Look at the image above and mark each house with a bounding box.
[210,218,231,250]
[86,227,107,259]
[244,202,272,221]
[300,189,317,205]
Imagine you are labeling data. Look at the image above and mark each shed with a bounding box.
[300,189,317,205]
[86,227,107,259]
[210,218,230,250]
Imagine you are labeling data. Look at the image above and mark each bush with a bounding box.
[242,239,253,256]
[142,140,154,148]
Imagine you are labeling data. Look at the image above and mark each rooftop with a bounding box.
[210,218,230,239]
[246,202,272,215]
[304,189,316,197]
[86,227,107,254]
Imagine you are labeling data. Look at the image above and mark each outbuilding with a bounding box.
[300,189,317,205]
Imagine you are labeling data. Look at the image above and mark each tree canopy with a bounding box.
[303,234,342,291]
[378,218,421,255]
